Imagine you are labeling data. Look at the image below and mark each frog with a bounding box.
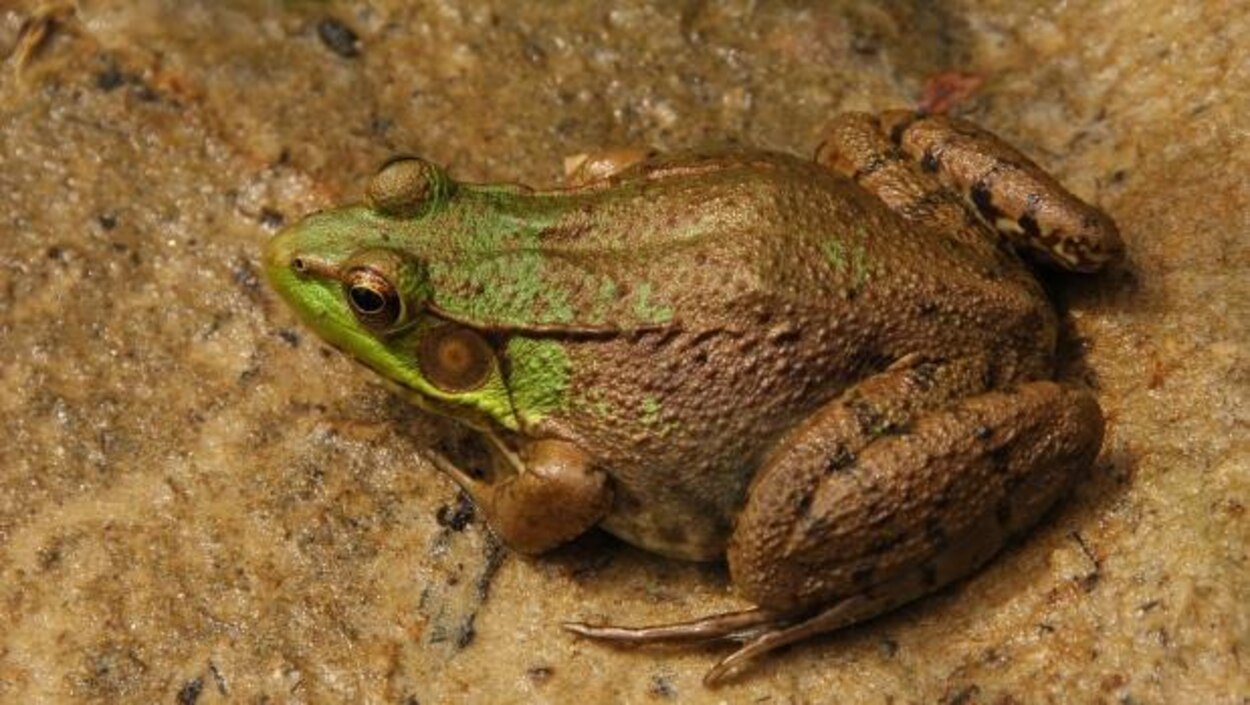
[263,110,1122,685]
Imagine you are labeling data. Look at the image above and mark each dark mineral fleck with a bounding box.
[317,18,361,58]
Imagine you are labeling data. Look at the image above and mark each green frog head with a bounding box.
[264,157,527,431]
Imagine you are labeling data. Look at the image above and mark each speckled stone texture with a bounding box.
[1,2,1245,703]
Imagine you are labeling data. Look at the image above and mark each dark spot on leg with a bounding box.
[847,397,885,437]
[1024,192,1041,216]
[177,678,204,705]
[1018,213,1041,239]
[888,113,921,145]
[852,155,885,182]
[853,148,906,182]
[435,492,476,531]
[921,148,940,172]
[917,300,940,317]
[910,361,939,391]
[795,492,814,519]
[970,179,998,219]
[317,17,362,58]
[823,445,857,475]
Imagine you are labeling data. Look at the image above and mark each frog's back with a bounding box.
[513,150,903,329]
[525,150,1054,560]
[548,149,1050,356]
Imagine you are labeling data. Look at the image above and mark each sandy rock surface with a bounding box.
[1,2,1246,703]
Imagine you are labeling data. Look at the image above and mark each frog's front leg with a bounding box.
[568,360,1103,685]
[429,437,612,554]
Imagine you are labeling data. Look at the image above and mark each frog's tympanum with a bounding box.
[265,111,1122,684]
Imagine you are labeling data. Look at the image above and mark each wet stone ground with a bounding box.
[0,2,1246,703]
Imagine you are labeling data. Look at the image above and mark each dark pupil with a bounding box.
[350,285,386,313]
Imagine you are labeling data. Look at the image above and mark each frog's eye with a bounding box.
[344,266,403,331]
[366,156,454,218]
[417,325,494,393]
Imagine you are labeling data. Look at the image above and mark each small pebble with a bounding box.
[317,18,361,58]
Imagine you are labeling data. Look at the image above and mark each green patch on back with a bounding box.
[573,386,615,420]
[590,276,619,324]
[638,395,680,435]
[415,187,692,331]
[822,239,847,270]
[632,282,674,324]
[435,222,577,325]
[823,226,876,295]
[506,337,571,425]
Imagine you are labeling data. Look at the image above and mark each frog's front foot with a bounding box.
[431,437,612,554]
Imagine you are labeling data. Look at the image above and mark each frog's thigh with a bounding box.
[720,355,998,599]
[816,111,994,253]
[728,380,1104,614]
[879,111,1123,272]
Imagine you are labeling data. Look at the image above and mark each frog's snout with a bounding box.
[263,225,330,295]
[263,227,299,278]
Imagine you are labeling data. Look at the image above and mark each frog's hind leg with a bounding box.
[817,111,998,255]
[567,361,1102,685]
[715,374,1103,684]
[562,358,990,671]
[569,357,1098,683]
[819,111,1123,271]
[564,606,788,646]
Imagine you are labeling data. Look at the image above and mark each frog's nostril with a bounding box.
[292,256,307,273]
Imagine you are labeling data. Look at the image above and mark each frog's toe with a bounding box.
[702,595,880,686]
[564,599,880,686]
[563,607,784,646]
